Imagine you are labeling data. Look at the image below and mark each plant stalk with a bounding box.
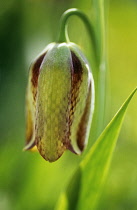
[57,8,98,65]
[91,0,107,139]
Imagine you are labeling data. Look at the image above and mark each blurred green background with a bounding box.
[0,0,137,209]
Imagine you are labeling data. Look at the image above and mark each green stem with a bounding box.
[57,8,98,64]
[92,0,107,137]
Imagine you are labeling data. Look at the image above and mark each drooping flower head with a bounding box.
[24,42,94,162]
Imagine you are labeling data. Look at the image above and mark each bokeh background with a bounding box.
[0,0,137,209]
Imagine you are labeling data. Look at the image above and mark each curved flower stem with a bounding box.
[57,8,99,64]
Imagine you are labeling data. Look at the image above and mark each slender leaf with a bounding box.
[55,193,68,210]
[55,88,137,210]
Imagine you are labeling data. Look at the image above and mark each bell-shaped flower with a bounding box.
[24,42,95,162]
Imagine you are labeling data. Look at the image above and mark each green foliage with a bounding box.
[56,88,137,210]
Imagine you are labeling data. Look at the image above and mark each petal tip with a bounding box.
[23,140,36,151]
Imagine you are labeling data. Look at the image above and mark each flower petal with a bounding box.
[68,46,94,154]
[35,44,72,161]
[76,75,94,151]
[24,52,46,151]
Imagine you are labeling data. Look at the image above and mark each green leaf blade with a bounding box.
[55,193,68,210]
[76,87,137,210]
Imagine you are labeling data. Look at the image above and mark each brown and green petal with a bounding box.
[24,43,55,151]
